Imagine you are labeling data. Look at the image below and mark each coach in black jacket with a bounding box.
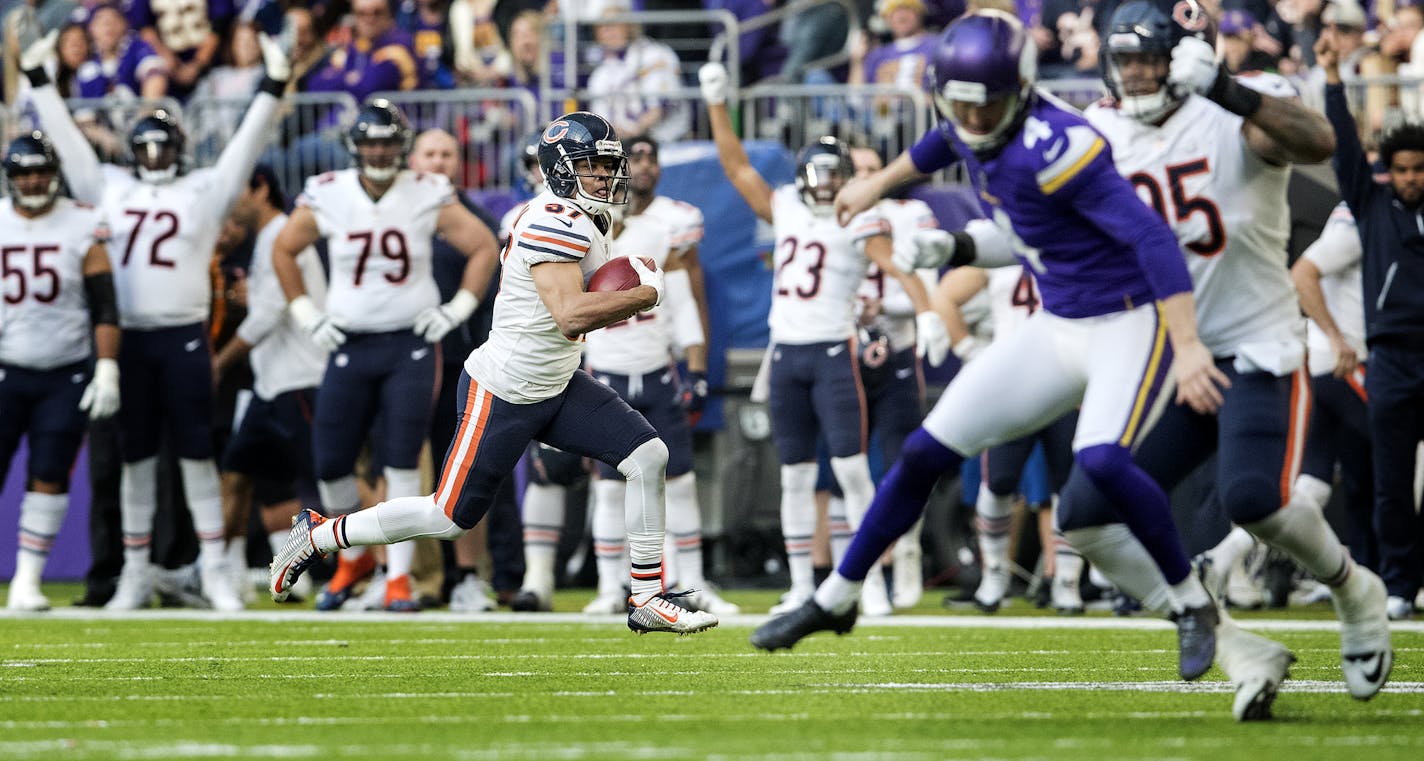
[1321,35,1424,620]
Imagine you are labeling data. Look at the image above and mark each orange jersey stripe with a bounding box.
[519,231,590,254]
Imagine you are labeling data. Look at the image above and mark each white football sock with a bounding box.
[781,462,818,594]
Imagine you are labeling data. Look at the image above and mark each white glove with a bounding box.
[952,335,985,362]
[1168,36,1220,98]
[915,311,950,367]
[698,62,730,106]
[905,229,956,271]
[628,256,664,310]
[15,9,57,73]
[413,289,479,344]
[288,295,345,352]
[257,31,291,82]
[79,358,120,420]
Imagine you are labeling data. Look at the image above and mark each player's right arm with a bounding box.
[531,261,658,338]
[698,63,774,223]
[16,9,105,204]
[1316,34,1374,212]
[1292,207,1363,377]
[273,205,344,350]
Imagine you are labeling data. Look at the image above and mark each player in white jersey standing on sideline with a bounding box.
[272,112,720,636]
[19,10,290,611]
[580,133,738,617]
[1064,0,1392,717]
[271,101,499,612]
[703,66,951,616]
[211,165,328,604]
[0,133,121,611]
[850,144,943,610]
[938,262,1085,614]
[1289,204,1378,588]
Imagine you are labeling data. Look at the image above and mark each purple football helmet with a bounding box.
[927,10,1037,154]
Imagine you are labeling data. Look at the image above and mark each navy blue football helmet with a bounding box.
[537,112,628,214]
[1101,0,1214,123]
[518,130,544,194]
[795,137,853,217]
[927,10,1037,155]
[129,110,186,183]
[346,99,413,183]
[4,131,61,211]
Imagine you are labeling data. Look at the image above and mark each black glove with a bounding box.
[681,371,709,425]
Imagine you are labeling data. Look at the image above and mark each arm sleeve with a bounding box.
[964,218,1017,268]
[1325,83,1375,213]
[210,92,280,218]
[664,269,705,351]
[908,125,962,174]
[1304,213,1363,277]
[29,85,105,204]
[1062,155,1194,301]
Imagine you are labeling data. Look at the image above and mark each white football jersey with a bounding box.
[770,185,889,344]
[1087,82,1304,359]
[585,214,678,375]
[465,190,613,403]
[499,201,525,243]
[238,214,328,400]
[0,198,107,369]
[987,265,1040,341]
[859,198,939,351]
[1303,202,1367,375]
[299,169,452,332]
[98,165,241,329]
[643,195,704,254]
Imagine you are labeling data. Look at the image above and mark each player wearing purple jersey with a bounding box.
[744,12,1227,681]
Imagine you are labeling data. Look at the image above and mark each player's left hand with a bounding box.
[79,357,120,420]
[257,31,291,83]
[915,311,951,367]
[1168,36,1221,98]
[628,255,664,309]
[413,289,479,343]
[680,371,709,425]
[1172,340,1231,414]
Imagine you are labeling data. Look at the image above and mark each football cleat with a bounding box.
[5,582,49,612]
[105,562,155,611]
[511,588,553,612]
[449,575,497,612]
[583,591,628,615]
[974,564,1009,613]
[1215,618,1295,721]
[1051,573,1085,615]
[383,574,420,613]
[1333,566,1393,700]
[892,543,924,609]
[1172,603,1219,681]
[769,585,815,615]
[269,509,327,603]
[200,559,245,612]
[861,567,893,618]
[314,550,376,611]
[627,590,718,635]
[750,599,858,652]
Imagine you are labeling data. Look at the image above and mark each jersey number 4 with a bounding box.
[349,230,410,286]
[1,244,60,304]
[1128,159,1226,257]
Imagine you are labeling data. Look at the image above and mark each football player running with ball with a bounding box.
[272,112,718,636]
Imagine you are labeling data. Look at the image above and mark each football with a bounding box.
[586,256,656,292]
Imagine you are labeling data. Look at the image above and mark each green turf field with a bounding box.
[3,587,1422,760]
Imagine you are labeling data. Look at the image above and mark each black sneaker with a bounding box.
[749,599,858,652]
[1172,603,1219,681]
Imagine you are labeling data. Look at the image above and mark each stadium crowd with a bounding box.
[0,0,1418,706]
